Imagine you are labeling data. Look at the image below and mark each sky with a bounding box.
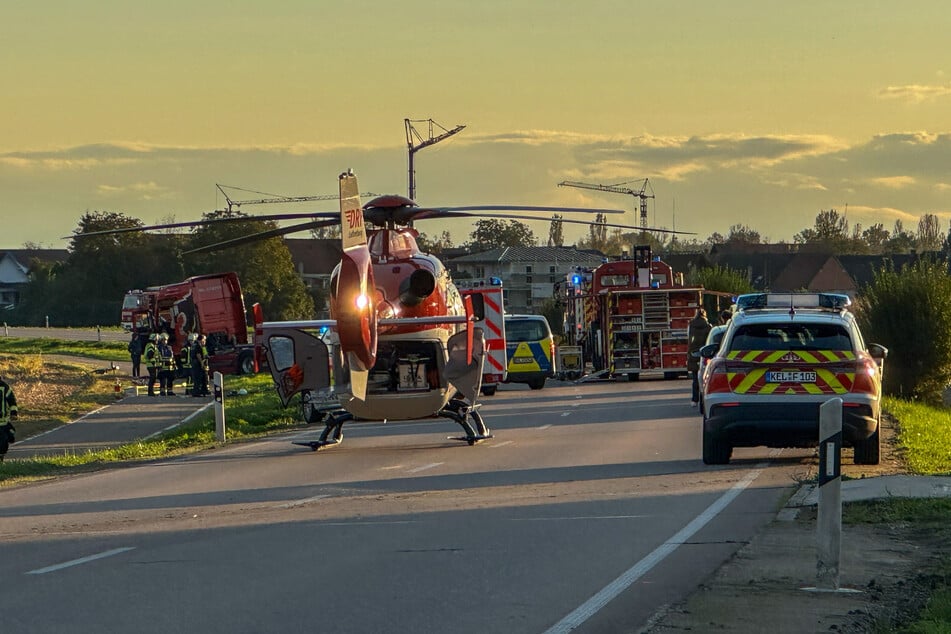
[3,1,951,250]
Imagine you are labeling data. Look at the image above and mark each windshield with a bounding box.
[505,319,550,342]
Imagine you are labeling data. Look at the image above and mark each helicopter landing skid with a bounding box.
[440,399,492,446]
[293,410,352,451]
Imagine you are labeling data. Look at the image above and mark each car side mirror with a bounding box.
[699,343,719,359]
[868,343,888,360]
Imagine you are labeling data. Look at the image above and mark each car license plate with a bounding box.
[513,357,534,364]
[766,370,816,383]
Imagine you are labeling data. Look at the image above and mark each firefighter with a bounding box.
[144,333,160,397]
[179,333,195,395]
[687,308,712,407]
[191,334,210,397]
[157,333,176,396]
[0,374,18,462]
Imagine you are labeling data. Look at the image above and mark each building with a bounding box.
[448,246,605,314]
[0,249,69,309]
[283,238,342,317]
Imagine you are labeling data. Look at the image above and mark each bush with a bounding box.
[857,258,951,404]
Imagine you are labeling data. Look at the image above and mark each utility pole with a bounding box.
[405,118,466,201]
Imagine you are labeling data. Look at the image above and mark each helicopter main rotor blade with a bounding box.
[184,219,340,254]
[425,210,694,235]
[66,212,339,239]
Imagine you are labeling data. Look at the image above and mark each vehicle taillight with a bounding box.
[705,360,732,394]
[851,357,880,395]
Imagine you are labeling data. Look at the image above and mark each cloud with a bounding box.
[879,83,951,103]
[870,175,917,189]
[97,181,172,200]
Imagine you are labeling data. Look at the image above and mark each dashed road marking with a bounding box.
[543,463,767,634]
[408,462,443,473]
[27,547,136,575]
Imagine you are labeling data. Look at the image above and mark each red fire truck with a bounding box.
[456,277,507,396]
[121,272,257,375]
[563,246,723,381]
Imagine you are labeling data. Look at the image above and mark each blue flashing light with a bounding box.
[489,276,502,285]
[571,274,582,285]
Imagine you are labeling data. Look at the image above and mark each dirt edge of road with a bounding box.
[643,413,951,633]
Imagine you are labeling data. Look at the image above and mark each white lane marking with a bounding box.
[561,412,571,417]
[408,462,443,473]
[538,424,552,430]
[514,514,647,522]
[27,547,136,575]
[543,464,766,634]
[491,440,514,448]
[380,465,405,470]
[276,494,331,509]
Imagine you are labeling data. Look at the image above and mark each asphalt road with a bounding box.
[0,378,813,633]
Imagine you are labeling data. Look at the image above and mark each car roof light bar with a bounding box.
[735,292,851,312]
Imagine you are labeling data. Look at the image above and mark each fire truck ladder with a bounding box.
[557,179,655,228]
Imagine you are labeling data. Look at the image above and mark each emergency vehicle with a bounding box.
[456,277,507,395]
[121,272,257,376]
[563,246,727,381]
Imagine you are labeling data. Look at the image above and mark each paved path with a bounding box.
[8,395,213,459]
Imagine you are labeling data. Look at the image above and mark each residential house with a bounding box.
[283,238,341,318]
[0,249,69,309]
[448,246,606,314]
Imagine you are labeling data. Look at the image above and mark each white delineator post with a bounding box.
[816,397,843,590]
[213,371,226,442]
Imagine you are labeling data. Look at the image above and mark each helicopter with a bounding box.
[73,169,692,451]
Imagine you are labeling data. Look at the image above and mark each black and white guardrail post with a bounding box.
[213,371,226,442]
[816,397,843,590]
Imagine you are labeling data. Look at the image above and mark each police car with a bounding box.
[698,293,888,465]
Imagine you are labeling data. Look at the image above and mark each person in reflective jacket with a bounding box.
[0,374,19,462]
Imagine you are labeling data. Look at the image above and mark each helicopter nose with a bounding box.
[399,268,436,307]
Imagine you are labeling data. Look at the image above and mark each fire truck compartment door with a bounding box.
[260,327,331,407]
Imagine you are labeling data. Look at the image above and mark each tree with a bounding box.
[185,210,314,321]
[466,219,537,251]
[686,265,755,316]
[794,209,853,252]
[858,257,951,403]
[917,213,943,252]
[416,229,455,254]
[548,214,564,247]
[725,224,762,246]
[862,223,890,254]
[885,220,916,253]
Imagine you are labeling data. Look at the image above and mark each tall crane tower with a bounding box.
[557,179,655,228]
[405,118,466,201]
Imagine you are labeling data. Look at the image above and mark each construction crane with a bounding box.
[405,118,466,201]
[216,184,378,213]
[557,179,655,228]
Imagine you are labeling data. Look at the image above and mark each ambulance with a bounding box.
[456,278,507,396]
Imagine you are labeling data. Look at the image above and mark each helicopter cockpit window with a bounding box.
[268,336,295,372]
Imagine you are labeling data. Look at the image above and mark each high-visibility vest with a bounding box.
[144,342,160,368]
[181,346,192,369]
[0,380,17,422]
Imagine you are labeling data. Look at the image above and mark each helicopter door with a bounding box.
[260,327,331,407]
[444,328,485,403]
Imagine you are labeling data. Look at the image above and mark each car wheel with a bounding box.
[702,426,732,465]
[529,379,545,390]
[481,385,497,396]
[238,352,256,375]
[853,424,881,465]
